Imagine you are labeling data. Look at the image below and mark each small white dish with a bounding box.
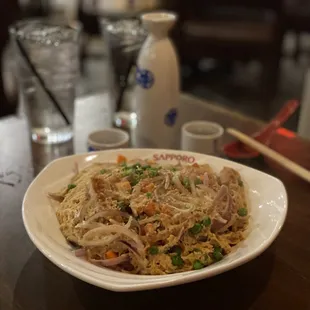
[87,128,129,151]
[22,149,287,292]
[181,121,224,155]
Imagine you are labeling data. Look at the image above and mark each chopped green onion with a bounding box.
[122,169,132,177]
[202,217,211,227]
[146,192,152,199]
[148,246,159,255]
[189,223,203,235]
[129,174,141,186]
[171,255,184,267]
[238,179,244,187]
[117,201,128,211]
[193,260,204,270]
[195,178,203,185]
[67,184,76,190]
[237,208,248,217]
[148,168,160,177]
[182,177,190,190]
[170,167,177,172]
[100,169,108,174]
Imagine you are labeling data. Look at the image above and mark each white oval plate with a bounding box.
[22,149,287,291]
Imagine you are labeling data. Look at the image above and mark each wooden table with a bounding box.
[1,93,310,310]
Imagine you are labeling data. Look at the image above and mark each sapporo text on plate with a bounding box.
[153,153,196,163]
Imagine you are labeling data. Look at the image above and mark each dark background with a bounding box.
[2,0,310,130]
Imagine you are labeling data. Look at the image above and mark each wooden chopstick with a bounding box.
[226,128,310,183]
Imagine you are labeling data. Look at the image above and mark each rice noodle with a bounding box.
[52,159,249,275]
[89,254,129,267]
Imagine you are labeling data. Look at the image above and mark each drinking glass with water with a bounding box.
[10,19,80,144]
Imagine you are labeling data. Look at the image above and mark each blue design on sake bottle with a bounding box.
[164,108,178,127]
[136,67,155,89]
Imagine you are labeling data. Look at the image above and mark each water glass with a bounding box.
[100,19,147,112]
[10,19,81,144]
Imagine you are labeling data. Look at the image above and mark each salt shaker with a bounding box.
[133,12,180,149]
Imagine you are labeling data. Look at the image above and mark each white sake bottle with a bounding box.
[133,12,179,148]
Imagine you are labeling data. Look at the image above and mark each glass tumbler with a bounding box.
[100,19,147,112]
[10,19,81,144]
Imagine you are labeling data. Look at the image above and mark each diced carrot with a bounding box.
[142,183,155,193]
[144,202,158,216]
[144,223,155,234]
[160,204,173,216]
[117,155,127,164]
[116,181,132,192]
[105,250,118,259]
[192,163,199,168]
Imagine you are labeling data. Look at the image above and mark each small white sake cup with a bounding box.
[181,121,224,155]
[87,129,130,151]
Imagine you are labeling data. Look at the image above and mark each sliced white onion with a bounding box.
[213,185,228,204]
[76,222,104,230]
[85,210,130,223]
[84,210,140,234]
[139,215,160,225]
[80,235,120,247]
[125,216,133,228]
[73,162,79,176]
[74,248,86,257]
[215,215,227,224]
[189,175,197,197]
[120,241,147,270]
[82,225,144,255]
[47,192,65,203]
[172,173,188,194]
[163,203,193,213]
[164,174,171,190]
[76,183,97,221]
[89,254,129,267]
[203,173,209,186]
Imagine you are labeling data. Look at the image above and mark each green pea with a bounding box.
[237,208,248,217]
[67,184,76,190]
[193,260,204,270]
[212,246,224,261]
[100,169,108,174]
[202,217,211,227]
[171,255,184,267]
[148,246,159,255]
[146,192,152,199]
[189,223,203,235]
